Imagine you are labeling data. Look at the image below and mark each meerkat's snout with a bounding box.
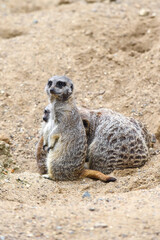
[50,87,56,94]
[43,105,51,123]
[43,116,48,122]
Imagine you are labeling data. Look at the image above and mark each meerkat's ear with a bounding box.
[83,119,89,128]
[82,119,90,135]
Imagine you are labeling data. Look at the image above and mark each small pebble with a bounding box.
[0,236,5,240]
[92,8,97,13]
[94,223,108,228]
[98,197,105,201]
[56,226,62,230]
[27,233,33,237]
[84,30,93,36]
[33,20,38,24]
[150,12,156,18]
[69,230,74,234]
[4,179,10,183]
[89,207,95,211]
[82,191,91,198]
[139,8,150,16]
[120,233,128,238]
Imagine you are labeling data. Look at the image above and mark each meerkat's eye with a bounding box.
[71,84,73,91]
[56,81,66,89]
[48,80,52,88]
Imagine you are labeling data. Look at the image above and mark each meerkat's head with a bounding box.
[45,76,74,102]
[43,104,51,122]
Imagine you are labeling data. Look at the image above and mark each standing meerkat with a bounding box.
[79,107,152,174]
[37,76,116,182]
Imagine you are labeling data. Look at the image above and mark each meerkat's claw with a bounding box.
[47,146,53,152]
[43,144,48,151]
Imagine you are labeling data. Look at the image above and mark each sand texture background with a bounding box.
[0,0,160,239]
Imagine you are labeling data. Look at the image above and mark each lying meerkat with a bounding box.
[79,107,153,174]
[36,76,116,182]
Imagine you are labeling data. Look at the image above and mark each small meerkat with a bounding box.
[79,107,152,174]
[38,76,116,182]
[36,104,51,174]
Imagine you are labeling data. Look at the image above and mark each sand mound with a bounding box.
[0,0,160,239]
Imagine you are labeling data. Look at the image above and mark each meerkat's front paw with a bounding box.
[42,174,55,181]
[42,174,51,179]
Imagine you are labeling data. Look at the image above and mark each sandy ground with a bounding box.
[0,0,160,239]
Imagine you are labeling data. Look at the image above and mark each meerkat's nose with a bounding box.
[50,88,55,94]
[43,116,48,122]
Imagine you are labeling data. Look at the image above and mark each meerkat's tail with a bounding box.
[80,169,116,183]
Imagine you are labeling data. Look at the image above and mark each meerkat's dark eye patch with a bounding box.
[44,109,50,114]
[48,80,52,88]
[71,84,73,91]
[56,81,66,89]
